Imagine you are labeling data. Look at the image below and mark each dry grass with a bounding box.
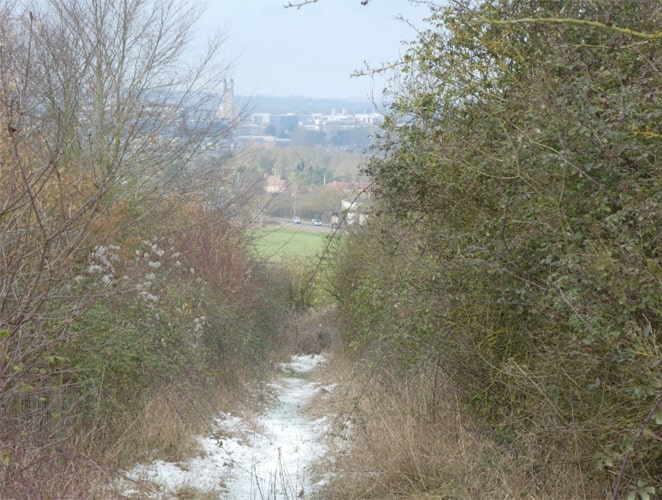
[126,387,214,463]
[310,350,607,499]
[0,437,114,499]
[94,376,263,498]
[277,307,341,358]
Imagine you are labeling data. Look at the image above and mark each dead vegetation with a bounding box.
[310,350,607,499]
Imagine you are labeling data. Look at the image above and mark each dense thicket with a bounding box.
[331,0,661,497]
[0,1,292,496]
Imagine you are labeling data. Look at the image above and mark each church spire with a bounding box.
[216,78,235,121]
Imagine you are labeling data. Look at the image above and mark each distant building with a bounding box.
[251,113,271,126]
[216,79,236,121]
[270,114,300,136]
[341,197,369,225]
[241,103,383,149]
[337,183,372,225]
[265,175,287,193]
[354,113,383,125]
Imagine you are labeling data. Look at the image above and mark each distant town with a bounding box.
[194,80,377,227]
[218,80,385,152]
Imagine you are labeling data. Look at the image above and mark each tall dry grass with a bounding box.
[314,351,607,499]
[278,307,342,357]
[102,383,241,466]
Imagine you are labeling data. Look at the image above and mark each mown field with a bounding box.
[249,224,330,262]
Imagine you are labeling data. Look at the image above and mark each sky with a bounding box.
[197,0,431,99]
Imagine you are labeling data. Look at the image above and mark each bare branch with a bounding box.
[283,0,319,8]
[284,0,371,8]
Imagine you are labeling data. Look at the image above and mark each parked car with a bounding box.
[312,218,322,226]
[292,216,301,224]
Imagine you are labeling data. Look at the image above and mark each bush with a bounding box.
[329,1,662,496]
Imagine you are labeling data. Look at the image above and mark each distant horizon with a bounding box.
[236,93,373,102]
[233,94,383,115]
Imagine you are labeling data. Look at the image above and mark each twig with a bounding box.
[611,396,662,500]
[284,0,370,8]
[283,0,319,9]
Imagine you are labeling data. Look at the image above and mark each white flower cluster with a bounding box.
[193,316,206,333]
[85,245,120,287]
[151,243,165,257]
[135,239,168,305]
[192,315,207,351]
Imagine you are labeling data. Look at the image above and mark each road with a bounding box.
[262,216,335,232]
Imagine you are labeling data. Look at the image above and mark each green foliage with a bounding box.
[239,145,364,187]
[332,0,662,496]
[60,229,292,453]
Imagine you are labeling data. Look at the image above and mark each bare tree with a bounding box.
[0,0,239,477]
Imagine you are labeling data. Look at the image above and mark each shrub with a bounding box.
[329,0,662,496]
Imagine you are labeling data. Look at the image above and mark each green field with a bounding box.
[249,225,330,262]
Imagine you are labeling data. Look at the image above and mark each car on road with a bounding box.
[312,218,322,226]
[292,216,301,224]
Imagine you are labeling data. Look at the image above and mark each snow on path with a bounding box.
[122,354,329,499]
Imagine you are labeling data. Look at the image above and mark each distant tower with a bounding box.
[216,78,235,121]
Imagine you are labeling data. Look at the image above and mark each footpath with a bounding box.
[121,354,333,499]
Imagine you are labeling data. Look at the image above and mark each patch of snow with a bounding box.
[279,353,326,375]
[121,354,330,499]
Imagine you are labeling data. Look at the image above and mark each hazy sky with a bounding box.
[198,0,430,99]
